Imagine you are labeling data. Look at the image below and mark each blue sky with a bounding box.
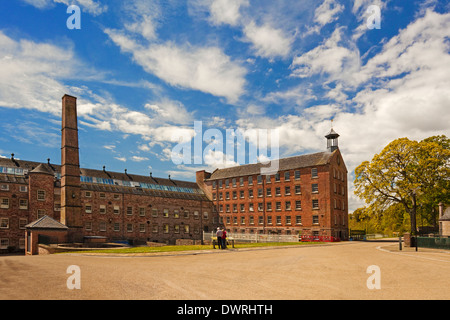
[0,0,449,211]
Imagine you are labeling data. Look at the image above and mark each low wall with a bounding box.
[175,239,203,246]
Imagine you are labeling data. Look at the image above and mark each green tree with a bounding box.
[350,204,410,236]
[354,136,450,236]
[416,135,450,227]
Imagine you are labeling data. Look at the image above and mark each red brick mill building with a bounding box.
[197,128,348,240]
[0,95,348,254]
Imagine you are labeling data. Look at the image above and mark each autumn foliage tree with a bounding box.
[354,135,450,236]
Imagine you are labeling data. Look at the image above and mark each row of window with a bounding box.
[0,200,59,213]
[213,184,320,201]
[0,215,211,232]
[228,229,321,236]
[0,238,25,250]
[83,191,120,199]
[222,213,346,226]
[0,197,211,219]
[0,184,28,192]
[218,198,345,213]
[218,199,318,213]
[223,214,316,226]
[0,198,30,210]
[333,168,346,181]
[84,221,200,234]
[83,206,210,219]
[0,217,28,229]
[212,169,318,190]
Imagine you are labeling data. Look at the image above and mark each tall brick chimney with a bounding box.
[60,95,82,232]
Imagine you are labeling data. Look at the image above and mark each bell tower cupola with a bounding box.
[325,122,339,152]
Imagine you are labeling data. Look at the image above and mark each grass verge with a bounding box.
[63,241,325,255]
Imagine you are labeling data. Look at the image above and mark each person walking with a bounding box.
[216,227,223,249]
[222,228,227,249]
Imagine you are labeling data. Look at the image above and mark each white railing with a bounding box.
[204,232,299,243]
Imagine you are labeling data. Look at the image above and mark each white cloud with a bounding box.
[324,83,348,103]
[352,0,386,16]
[236,10,450,212]
[243,104,265,116]
[208,0,249,26]
[314,0,344,27]
[131,156,149,162]
[206,116,228,128]
[138,144,150,152]
[303,0,344,35]
[262,84,317,108]
[303,104,342,120]
[188,0,249,26]
[203,149,240,169]
[4,120,60,148]
[166,164,215,180]
[0,31,199,156]
[56,0,107,15]
[290,28,360,81]
[190,0,309,61]
[145,99,194,126]
[354,9,450,85]
[103,145,116,151]
[105,28,247,103]
[21,0,107,16]
[0,31,78,115]
[351,0,386,40]
[124,15,157,41]
[242,21,294,59]
[20,0,52,9]
[121,0,161,40]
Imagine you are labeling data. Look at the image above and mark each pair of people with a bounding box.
[216,227,227,249]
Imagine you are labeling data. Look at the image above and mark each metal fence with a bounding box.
[417,236,450,250]
[204,232,299,243]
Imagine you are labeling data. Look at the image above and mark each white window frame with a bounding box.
[19,199,28,210]
[19,218,28,229]
[0,218,9,229]
[37,209,46,219]
[127,223,133,233]
[1,198,9,209]
[0,238,9,249]
[37,190,46,201]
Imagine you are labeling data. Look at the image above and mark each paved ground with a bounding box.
[0,240,449,300]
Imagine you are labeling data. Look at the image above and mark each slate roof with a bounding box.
[0,157,199,189]
[30,163,54,176]
[325,128,340,138]
[25,215,68,230]
[0,174,28,184]
[0,157,209,201]
[207,151,336,181]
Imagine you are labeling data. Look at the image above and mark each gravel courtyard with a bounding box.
[1,241,449,300]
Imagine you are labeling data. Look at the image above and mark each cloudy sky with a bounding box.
[0,0,449,212]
